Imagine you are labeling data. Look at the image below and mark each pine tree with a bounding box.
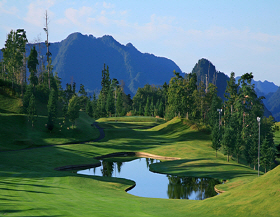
[222,124,235,162]
[2,29,28,86]
[68,95,80,129]
[116,91,123,116]
[144,97,150,116]
[47,88,57,132]
[22,84,33,113]
[92,93,98,119]
[211,120,222,157]
[86,99,93,118]
[106,91,114,117]
[27,46,39,87]
[27,93,37,127]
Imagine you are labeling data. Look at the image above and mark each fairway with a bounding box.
[0,115,279,216]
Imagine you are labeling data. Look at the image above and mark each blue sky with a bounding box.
[1,0,280,85]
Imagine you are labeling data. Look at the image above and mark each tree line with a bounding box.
[0,29,277,172]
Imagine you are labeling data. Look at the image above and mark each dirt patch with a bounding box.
[94,151,180,161]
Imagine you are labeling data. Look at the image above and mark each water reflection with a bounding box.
[167,176,219,200]
[78,158,220,200]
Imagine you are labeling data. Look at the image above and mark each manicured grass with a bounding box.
[0,105,279,216]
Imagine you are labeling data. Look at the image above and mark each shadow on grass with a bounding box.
[1,207,62,217]
[151,159,258,180]
[0,180,61,188]
[0,187,54,194]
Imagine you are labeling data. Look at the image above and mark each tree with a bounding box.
[27,46,39,87]
[47,88,57,132]
[27,93,37,127]
[78,84,88,111]
[167,71,184,118]
[68,95,80,129]
[211,120,222,157]
[208,93,222,128]
[86,100,93,118]
[22,84,33,113]
[116,91,123,116]
[224,72,238,118]
[2,29,28,87]
[261,116,277,171]
[92,93,98,119]
[144,97,151,116]
[222,123,235,162]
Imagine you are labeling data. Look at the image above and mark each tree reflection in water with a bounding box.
[82,158,221,200]
[101,161,124,177]
[167,176,220,200]
[101,161,114,177]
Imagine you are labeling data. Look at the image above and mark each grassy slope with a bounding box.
[0,95,279,216]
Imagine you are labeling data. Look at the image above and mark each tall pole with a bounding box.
[258,117,261,176]
[44,11,50,90]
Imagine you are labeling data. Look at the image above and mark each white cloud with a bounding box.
[0,0,19,15]
[102,2,114,9]
[23,0,56,27]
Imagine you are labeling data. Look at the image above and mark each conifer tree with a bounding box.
[86,99,93,118]
[47,88,57,132]
[2,29,28,86]
[144,97,150,116]
[22,84,33,113]
[68,95,80,129]
[92,93,98,119]
[27,93,37,127]
[211,120,222,157]
[222,124,235,162]
[116,91,123,116]
[27,46,39,87]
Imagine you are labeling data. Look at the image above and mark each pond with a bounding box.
[77,158,221,200]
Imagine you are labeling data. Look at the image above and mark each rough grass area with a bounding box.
[0,93,279,217]
[0,93,22,113]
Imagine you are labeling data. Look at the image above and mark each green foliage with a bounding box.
[211,120,222,157]
[86,100,93,118]
[27,93,37,127]
[27,46,39,87]
[2,29,28,85]
[144,97,151,116]
[22,84,33,113]
[67,95,80,128]
[47,88,58,131]
[221,123,235,162]
[133,84,166,118]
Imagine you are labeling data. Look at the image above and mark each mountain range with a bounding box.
[1,32,280,120]
[31,32,182,96]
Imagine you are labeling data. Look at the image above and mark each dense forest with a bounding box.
[0,29,278,172]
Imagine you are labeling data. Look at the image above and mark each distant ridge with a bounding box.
[192,58,273,119]
[35,32,182,96]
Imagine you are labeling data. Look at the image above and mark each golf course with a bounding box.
[0,93,279,217]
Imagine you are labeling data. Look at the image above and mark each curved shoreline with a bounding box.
[94,151,180,161]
